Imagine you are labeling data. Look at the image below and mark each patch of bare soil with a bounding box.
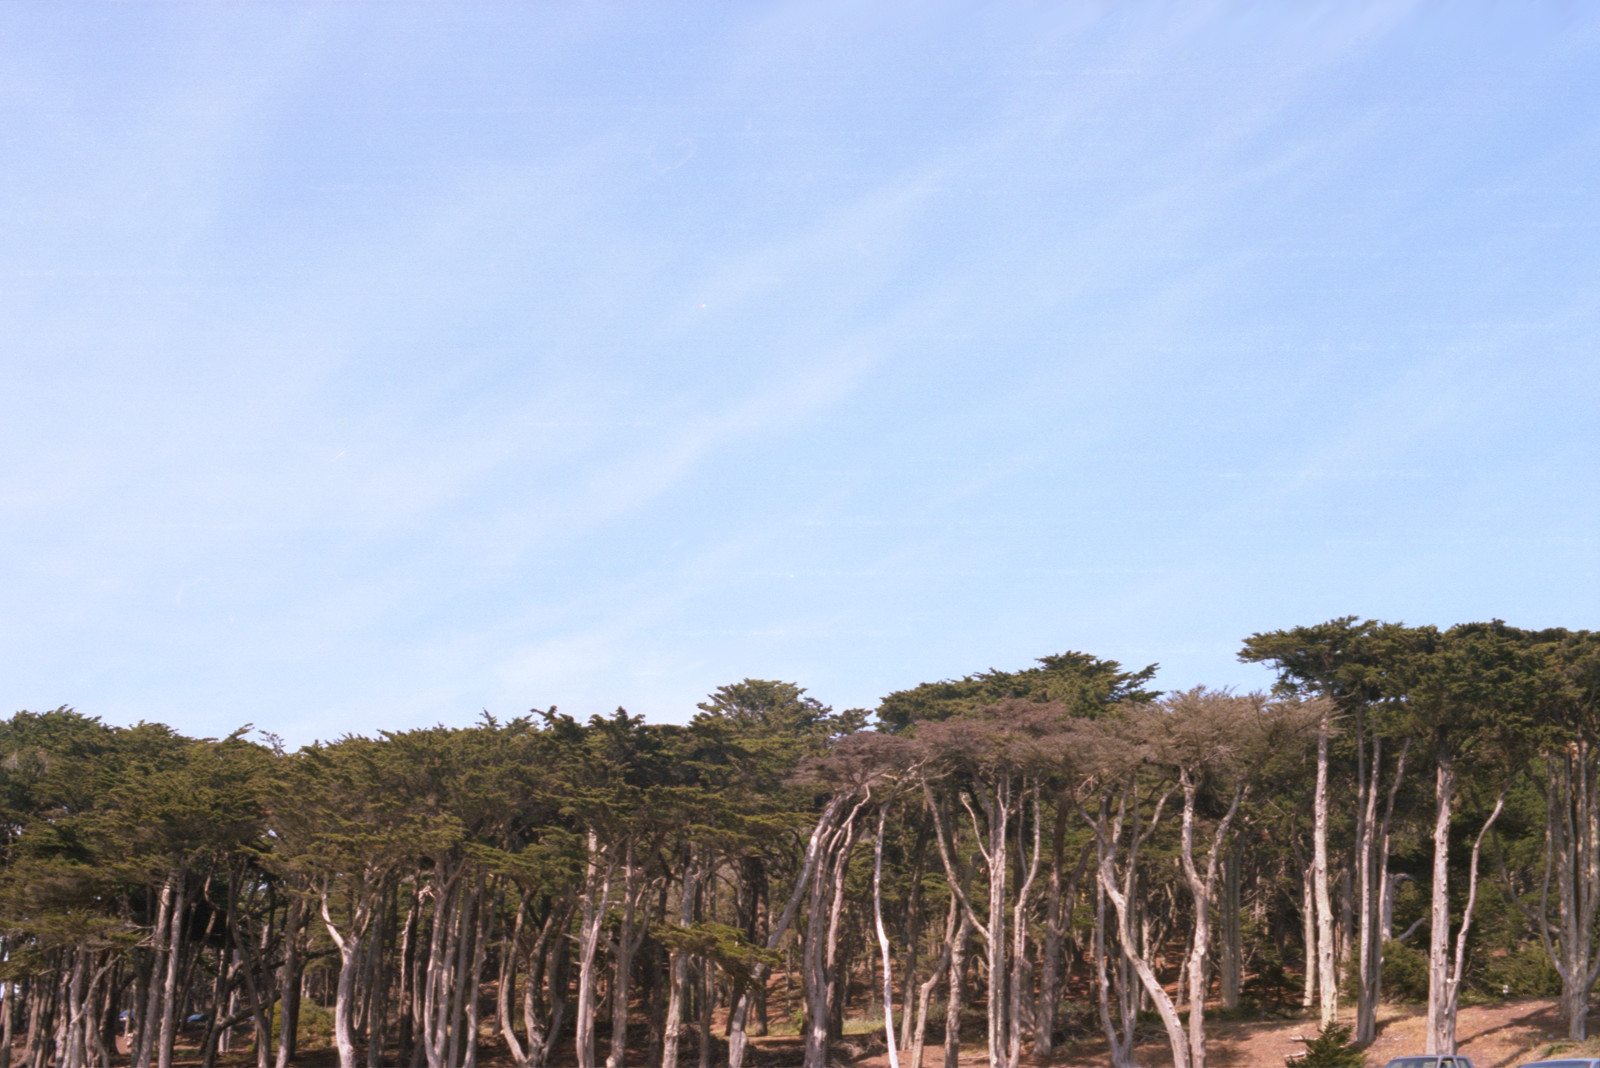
[845,999,1580,1068]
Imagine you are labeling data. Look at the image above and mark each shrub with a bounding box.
[1382,939,1430,1002]
[1286,1021,1365,1068]
[1474,940,1562,998]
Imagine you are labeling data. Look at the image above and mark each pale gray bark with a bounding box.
[320,875,377,1068]
[499,897,529,1067]
[943,911,970,1068]
[1313,708,1338,1029]
[661,855,700,1068]
[575,830,617,1068]
[1515,746,1600,1040]
[1430,779,1507,1055]
[1004,790,1042,1068]
[727,794,852,1068]
[1178,769,1249,1068]
[157,872,187,1068]
[909,892,956,1068]
[1089,783,1188,1068]
[872,805,902,1068]
[276,892,304,1068]
[1425,757,1456,1055]
[135,872,176,1068]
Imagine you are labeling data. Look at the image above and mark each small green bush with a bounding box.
[1474,941,1562,998]
[1382,939,1430,1003]
[1286,1021,1365,1068]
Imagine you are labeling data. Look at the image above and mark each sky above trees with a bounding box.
[2,2,1596,744]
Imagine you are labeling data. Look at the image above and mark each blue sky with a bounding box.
[3,3,1597,744]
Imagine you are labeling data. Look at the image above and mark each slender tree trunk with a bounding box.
[910,893,956,1068]
[898,824,927,1054]
[1005,789,1042,1068]
[1313,708,1338,1028]
[448,882,475,1068]
[944,913,970,1068]
[135,873,176,1068]
[1301,860,1317,1012]
[662,856,700,1068]
[157,870,188,1068]
[576,831,616,1068]
[500,895,528,1067]
[1033,808,1065,1057]
[276,893,304,1068]
[321,881,372,1068]
[1,962,13,1068]
[1219,848,1242,1012]
[873,805,902,1068]
[1092,863,1134,1068]
[607,842,648,1068]
[1435,786,1508,1055]
[1091,785,1188,1068]
[727,794,856,1068]
[1425,755,1456,1055]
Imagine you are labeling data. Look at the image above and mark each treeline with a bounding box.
[1,618,1597,1068]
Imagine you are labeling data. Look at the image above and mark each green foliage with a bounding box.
[1473,940,1562,998]
[657,920,780,979]
[1286,1021,1365,1068]
[874,651,1158,732]
[1382,939,1431,1002]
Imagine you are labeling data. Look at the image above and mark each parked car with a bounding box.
[1517,1061,1600,1068]
[1382,1059,1477,1068]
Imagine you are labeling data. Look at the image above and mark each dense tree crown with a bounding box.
[1,623,1595,1068]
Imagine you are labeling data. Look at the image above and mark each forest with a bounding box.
[2,617,1597,1068]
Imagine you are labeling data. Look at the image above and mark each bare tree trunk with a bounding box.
[1179,773,1249,1068]
[1092,785,1188,1068]
[1004,789,1042,1068]
[276,893,304,1068]
[1,962,13,1068]
[1301,860,1317,1012]
[1092,869,1135,1068]
[321,880,374,1068]
[465,880,491,1068]
[135,873,177,1068]
[873,805,902,1068]
[448,882,476,1068]
[157,871,188,1068]
[662,855,700,1068]
[1434,787,1507,1055]
[1219,849,1242,1012]
[1313,709,1338,1029]
[499,895,527,1067]
[576,831,616,1068]
[1425,756,1456,1055]
[943,913,970,1068]
[899,824,928,1054]
[910,893,956,1068]
[727,794,854,1068]
[423,869,464,1068]
[1528,744,1600,1041]
[607,842,649,1068]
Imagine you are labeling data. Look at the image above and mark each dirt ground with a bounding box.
[844,999,1591,1068]
[74,997,1599,1066]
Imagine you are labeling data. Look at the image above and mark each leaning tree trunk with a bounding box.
[575,831,616,1068]
[910,893,956,1068]
[727,793,855,1068]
